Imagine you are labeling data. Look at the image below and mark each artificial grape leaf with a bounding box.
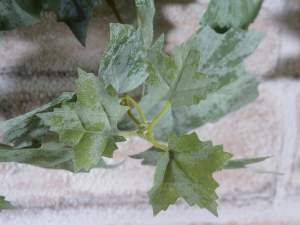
[201,0,263,32]
[0,142,75,171]
[149,133,231,215]
[136,26,262,140]
[99,0,155,94]
[0,0,39,30]
[0,92,75,145]
[132,147,269,171]
[0,196,12,211]
[38,69,127,172]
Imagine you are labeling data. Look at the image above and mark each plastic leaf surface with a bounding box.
[149,133,232,215]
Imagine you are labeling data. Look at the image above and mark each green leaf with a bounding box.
[201,0,263,32]
[0,141,75,171]
[224,156,270,169]
[38,69,127,172]
[99,0,155,93]
[149,133,232,215]
[136,26,262,141]
[4,0,103,45]
[0,0,39,30]
[0,196,12,211]
[132,148,269,170]
[41,0,102,45]
[0,92,75,145]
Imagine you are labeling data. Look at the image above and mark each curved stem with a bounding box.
[123,95,147,124]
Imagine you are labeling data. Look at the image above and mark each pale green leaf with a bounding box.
[99,0,155,93]
[149,133,232,215]
[201,0,263,32]
[0,92,75,145]
[38,69,127,171]
[137,26,262,140]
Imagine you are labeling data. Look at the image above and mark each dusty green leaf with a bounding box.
[201,0,263,32]
[0,196,12,211]
[38,69,127,171]
[0,92,75,146]
[99,0,155,93]
[149,133,232,215]
[137,26,262,140]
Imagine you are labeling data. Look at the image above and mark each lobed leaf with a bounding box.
[38,69,127,171]
[136,26,262,140]
[149,133,232,215]
[0,92,75,146]
[201,0,263,32]
[99,0,155,93]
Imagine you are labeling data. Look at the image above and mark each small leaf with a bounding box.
[99,0,155,93]
[38,69,127,171]
[132,148,269,170]
[0,92,75,145]
[201,0,263,32]
[0,196,12,211]
[149,133,232,215]
[224,157,270,169]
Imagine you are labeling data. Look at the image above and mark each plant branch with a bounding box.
[122,95,147,125]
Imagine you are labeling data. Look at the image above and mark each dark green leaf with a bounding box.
[0,196,12,211]
[41,0,102,45]
[38,69,127,171]
[99,0,155,93]
[149,133,231,215]
[0,0,39,30]
[201,0,263,32]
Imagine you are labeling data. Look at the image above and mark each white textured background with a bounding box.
[1,0,300,224]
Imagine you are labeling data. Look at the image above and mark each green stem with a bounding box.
[123,95,147,125]
[118,130,138,138]
[145,101,171,151]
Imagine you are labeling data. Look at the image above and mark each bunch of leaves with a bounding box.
[0,0,267,215]
[0,0,127,45]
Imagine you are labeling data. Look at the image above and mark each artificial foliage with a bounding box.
[0,0,267,215]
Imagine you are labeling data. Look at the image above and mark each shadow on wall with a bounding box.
[0,0,197,119]
[266,1,300,79]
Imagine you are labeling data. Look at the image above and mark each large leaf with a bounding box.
[201,0,263,32]
[38,69,127,171]
[0,196,12,211]
[99,0,155,93]
[131,147,269,170]
[136,26,262,140]
[0,92,75,146]
[149,133,231,215]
